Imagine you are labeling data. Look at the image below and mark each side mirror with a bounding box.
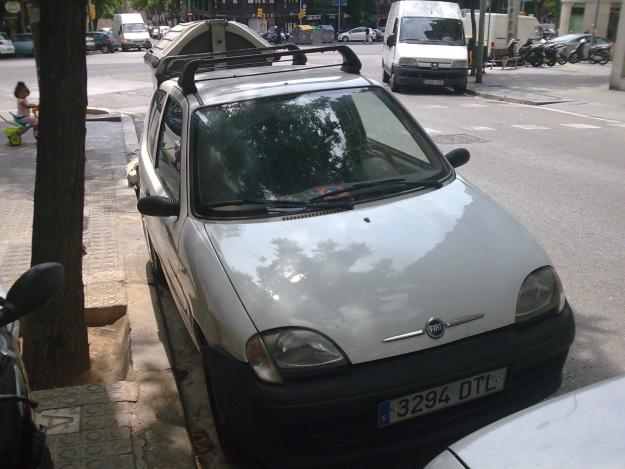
[386,34,396,47]
[137,196,180,217]
[445,148,470,168]
[0,263,64,327]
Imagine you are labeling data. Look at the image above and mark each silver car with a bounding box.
[137,46,574,466]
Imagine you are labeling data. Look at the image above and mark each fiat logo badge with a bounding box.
[425,317,445,339]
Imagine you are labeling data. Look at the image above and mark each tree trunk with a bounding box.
[22,0,90,390]
[470,4,477,76]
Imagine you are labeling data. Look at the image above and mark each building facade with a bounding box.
[559,0,621,40]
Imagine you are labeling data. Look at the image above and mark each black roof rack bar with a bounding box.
[157,44,305,80]
[179,45,362,94]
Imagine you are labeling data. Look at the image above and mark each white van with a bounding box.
[462,13,539,58]
[382,1,468,93]
[112,13,151,51]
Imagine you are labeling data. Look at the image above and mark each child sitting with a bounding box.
[14,81,38,138]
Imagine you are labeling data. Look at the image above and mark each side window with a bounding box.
[146,90,166,161]
[155,97,183,199]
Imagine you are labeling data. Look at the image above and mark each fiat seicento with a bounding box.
[136,45,575,467]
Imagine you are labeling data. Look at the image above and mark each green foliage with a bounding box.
[93,0,122,20]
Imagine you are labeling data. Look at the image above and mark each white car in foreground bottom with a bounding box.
[426,375,625,469]
[137,45,575,466]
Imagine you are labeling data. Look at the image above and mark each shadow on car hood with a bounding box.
[205,179,550,364]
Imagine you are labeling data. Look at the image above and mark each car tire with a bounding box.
[121,44,128,52]
[454,81,467,94]
[142,220,166,284]
[390,70,401,92]
[341,36,349,42]
[382,67,390,83]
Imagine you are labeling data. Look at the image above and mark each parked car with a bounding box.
[0,33,15,57]
[425,375,625,469]
[374,26,385,41]
[137,45,575,467]
[86,31,118,53]
[157,25,170,39]
[337,27,377,42]
[549,33,613,55]
[85,35,96,52]
[12,33,33,56]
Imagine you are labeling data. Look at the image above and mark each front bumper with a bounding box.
[204,304,575,467]
[0,46,15,56]
[394,64,467,88]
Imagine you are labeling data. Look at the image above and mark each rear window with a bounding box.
[191,87,448,216]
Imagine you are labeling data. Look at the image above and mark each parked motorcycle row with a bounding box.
[504,37,612,67]
[261,30,293,44]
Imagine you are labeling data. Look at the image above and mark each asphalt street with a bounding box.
[1,43,623,398]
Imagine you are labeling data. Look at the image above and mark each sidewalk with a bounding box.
[0,117,195,468]
[466,62,625,123]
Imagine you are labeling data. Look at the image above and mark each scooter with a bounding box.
[0,262,64,468]
[568,39,611,65]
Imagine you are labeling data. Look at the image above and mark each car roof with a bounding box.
[186,65,374,107]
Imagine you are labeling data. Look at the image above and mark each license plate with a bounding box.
[423,79,444,85]
[378,368,507,427]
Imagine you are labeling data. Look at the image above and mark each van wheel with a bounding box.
[121,44,128,52]
[201,350,245,460]
[390,71,401,92]
[382,67,390,83]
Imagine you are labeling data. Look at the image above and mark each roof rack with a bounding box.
[178,45,362,94]
[154,44,306,87]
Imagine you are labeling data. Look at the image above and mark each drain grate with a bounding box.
[433,134,490,144]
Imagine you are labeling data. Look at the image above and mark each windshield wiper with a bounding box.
[197,198,353,214]
[308,177,443,203]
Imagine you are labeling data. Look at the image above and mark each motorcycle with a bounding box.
[568,38,611,65]
[0,262,64,468]
[528,40,558,67]
[516,38,535,66]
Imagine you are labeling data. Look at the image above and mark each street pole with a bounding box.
[591,0,601,45]
[87,0,93,31]
[338,0,341,34]
[299,0,302,25]
[476,0,486,83]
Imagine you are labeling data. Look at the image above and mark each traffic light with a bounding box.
[298,6,306,19]
[89,3,96,20]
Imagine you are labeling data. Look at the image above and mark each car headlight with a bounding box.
[246,328,349,384]
[451,60,468,68]
[399,57,418,66]
[516,266,565,322]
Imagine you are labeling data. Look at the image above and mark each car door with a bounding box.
[383,18,399,73]
[142,91,191,327]
[352,28,365,41]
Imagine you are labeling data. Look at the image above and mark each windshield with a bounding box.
[122,23,148,33]
[191,88,448,216]
[400,17,464,45]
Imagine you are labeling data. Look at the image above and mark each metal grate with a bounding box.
[282,209,345,221]
[433,134,489,144]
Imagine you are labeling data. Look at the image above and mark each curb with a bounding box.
[86,107,121,122]
[465,88,568,106]
[116,115,196,467]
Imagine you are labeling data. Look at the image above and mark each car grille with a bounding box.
[398,67,466,80]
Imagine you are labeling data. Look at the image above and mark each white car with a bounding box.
[137,45,575,467]
[426,375,625,469]
[0,33,15,56]
[338,27,377,42]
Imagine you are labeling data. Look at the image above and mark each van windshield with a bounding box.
[122,23,148,33]
[400,17,464,46]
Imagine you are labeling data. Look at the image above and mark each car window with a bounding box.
[147,90,166,161]
[191,87,447,214]
[155,97,183,199]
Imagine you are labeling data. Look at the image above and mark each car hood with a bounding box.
[205,179,550,364]
[124,32,149,40]
[449,375,625,469]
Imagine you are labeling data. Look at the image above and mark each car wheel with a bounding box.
[121,44,128,52]
[142,219,166,284]
[382,66,390,83]
[341,36,349,42]
[454,81,467,94]
[390,70,400,92]
[201,349,246,460]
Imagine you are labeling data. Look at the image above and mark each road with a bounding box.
[2,43,624,463]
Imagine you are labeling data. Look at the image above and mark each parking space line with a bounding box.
[421,105,448,109]
[561,123,602,129]
[512,125,551,130]
[425,128,441,134]
[460,104,488,108]
[468,126,496,131]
